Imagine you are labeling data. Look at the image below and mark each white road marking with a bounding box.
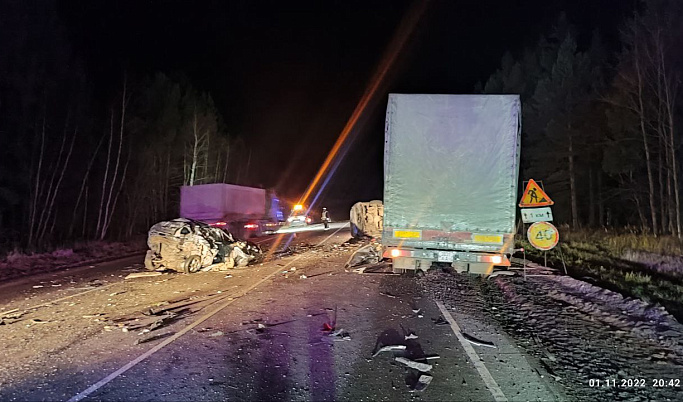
[67,225,347,402]
[435,300,508,402]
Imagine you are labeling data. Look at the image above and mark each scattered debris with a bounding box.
[345,243,383,268]
[411,374,433,392]
[30,318,49,324]
[380,292,397,298]
[432,316,449,326]
[125,272,163,279]
[300,274,307,279]
[488,270,516,279]
[82,313,105,318]
[329,328,351,341]
[404,333,419,340]
[424,354,440,360]
[395,357,433,372]
[224,274,233,278]
[32,285,44,289]
[108,291,125,296]
[462,332,497,348]
[134,332,174,345]
[208,331,224,337]
[372,345,407,357]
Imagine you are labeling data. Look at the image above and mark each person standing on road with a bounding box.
[322,207,330,230]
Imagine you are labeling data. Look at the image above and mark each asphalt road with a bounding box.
[0,222,561,402]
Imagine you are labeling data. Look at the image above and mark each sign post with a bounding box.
[518,179,559,275]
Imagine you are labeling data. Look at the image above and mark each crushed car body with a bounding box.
[144,218,263,273]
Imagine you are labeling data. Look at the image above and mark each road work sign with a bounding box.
[519,179,554,207]
[521,207,553,223]
[527,221,559,250]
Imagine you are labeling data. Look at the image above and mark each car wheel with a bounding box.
[183,255,202,274]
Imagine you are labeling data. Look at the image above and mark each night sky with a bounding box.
[57,0,630,212]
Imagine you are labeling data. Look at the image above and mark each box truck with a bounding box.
[180,183,284,238]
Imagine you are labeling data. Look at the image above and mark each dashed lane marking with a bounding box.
[67,226,347,402]
[435,300,508,402]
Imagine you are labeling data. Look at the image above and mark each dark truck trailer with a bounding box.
[382,94,521,275]
[180,183,283,238]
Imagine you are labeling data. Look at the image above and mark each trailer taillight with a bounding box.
[244,223,259,229]
[386,248,411,258]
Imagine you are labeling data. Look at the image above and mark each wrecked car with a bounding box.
[144,218,263,273]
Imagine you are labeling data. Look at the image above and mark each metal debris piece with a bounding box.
[30,318,49,324]
[125,272,163,279]
[380,292,397,298]
[83,313,105,318]
[404,333,418,340]
[329,328,351,341]
[208,331,224,337]
[462,332,497,348]
[372,345,407,357]
[432,316,449,326]
[134,332,174,345]
[395,357,433,372]
[414,374,433,392]
[32,285,44,288]
[345,243,383,268]
[488,270,516,279]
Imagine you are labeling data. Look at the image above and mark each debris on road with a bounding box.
[432,316,448,326]
[30,318,50,324]
[412,374,433,392]
[395,356,433,372]
[345,243,382,268]
[134,332,174,345]
[462,332,497,348]
[328,328,351,341]
[372,345,407,357]
[488,270,516,279]
[404,333,418,340]
[125,272,163,279]
[32,285,44,288]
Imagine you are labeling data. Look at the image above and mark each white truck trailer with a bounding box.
[381,94,521,275]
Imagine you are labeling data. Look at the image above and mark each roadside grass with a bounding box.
[516,229,683,322]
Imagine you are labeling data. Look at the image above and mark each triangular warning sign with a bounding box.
[519,179,554,207]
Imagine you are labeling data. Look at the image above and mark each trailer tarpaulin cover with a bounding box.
[383,94,521,234]
[180,183,266,222]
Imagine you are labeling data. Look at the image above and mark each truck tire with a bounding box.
[183,255,202,274]
[350,222,360,238]
[144,251,156,271]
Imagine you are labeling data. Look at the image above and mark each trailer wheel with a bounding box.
[183,255,202,274]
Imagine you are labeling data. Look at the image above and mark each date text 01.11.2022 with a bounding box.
[589,379,681,388]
